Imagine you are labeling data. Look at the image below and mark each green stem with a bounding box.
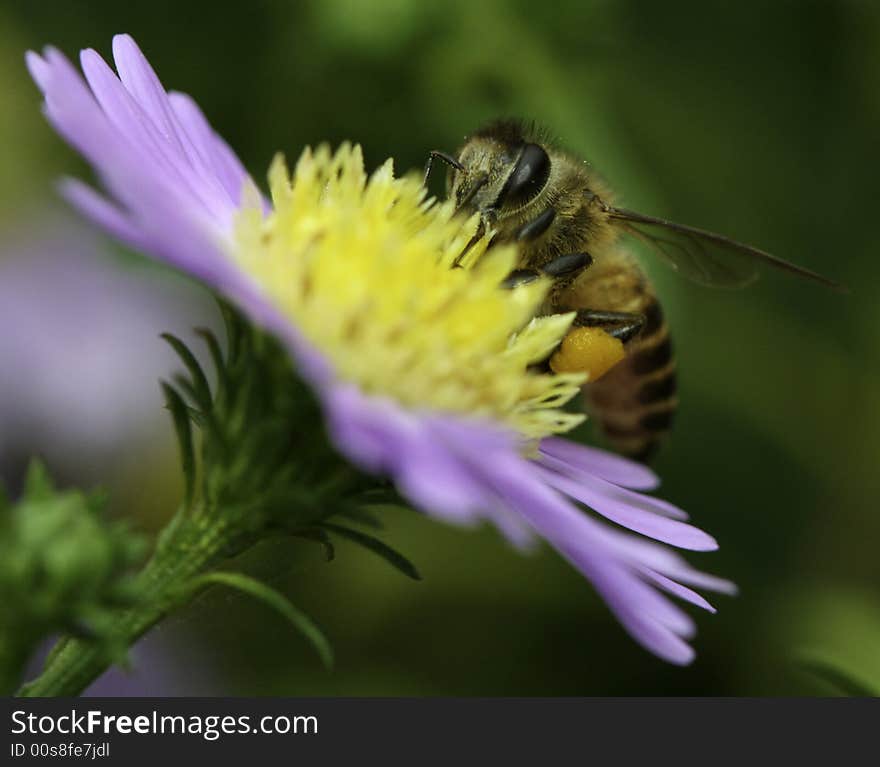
[17,506,237,698]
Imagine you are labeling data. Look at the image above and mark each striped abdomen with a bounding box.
[585,296,677,462]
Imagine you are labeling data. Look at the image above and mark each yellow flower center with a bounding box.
[232,143,588,440]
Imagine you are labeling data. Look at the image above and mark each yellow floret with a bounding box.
[232,143,590,440]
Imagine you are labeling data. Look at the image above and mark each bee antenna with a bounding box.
[423,150,465,188]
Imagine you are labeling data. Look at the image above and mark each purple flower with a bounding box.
[0,211,215,483]
[26,34,735,664]
[24,635,220,697]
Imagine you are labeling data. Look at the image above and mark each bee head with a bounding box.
[450,120,551,218]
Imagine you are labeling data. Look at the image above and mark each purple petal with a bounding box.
[427,413,524,456]
[37,47,120,165]
[606,605,696,665]
[562,465,689,522]
[24,50,50,89]
[324,384,730,661]
[168,91,251,206]
[484,464,699,663]
[517,471,698,639]
[27,39,261,294]
[639,568,716,613]
[323,386,401,473]
[482,500,538,552]
[60,178,150,253]
[93,41,236,225]
[539,437,660,491]
[325,397,551,551]
[659,562,738,595]
[535,465,716,551]
[111,35,189,159]
[572,550,698,641]
[395,426,490,523]
[598,527,737,595]
[79,48,176,174]
[323,388,493,525]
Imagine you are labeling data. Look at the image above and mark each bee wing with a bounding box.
[608,207,844,291]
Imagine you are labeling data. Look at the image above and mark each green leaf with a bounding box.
[161,382,196,509]
[321,522,421,580]
[796,654,879,697]
[185,571,333,669]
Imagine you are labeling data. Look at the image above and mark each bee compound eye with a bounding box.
[496,143,551,208]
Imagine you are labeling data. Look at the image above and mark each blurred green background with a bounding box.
[1,0,878,695]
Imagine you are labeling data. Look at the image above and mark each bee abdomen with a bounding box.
[586,298,677,463]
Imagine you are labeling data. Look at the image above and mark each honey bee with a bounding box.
[425,119,842,461]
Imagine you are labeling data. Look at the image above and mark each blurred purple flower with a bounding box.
[0,212,215,484]
[26,34,736,664]
[23,632,219,697]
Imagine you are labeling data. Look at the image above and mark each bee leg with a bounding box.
[453,216,490,269]
[500,268,541,288]
[542,251,593,278]
[573,309,646,344]
[423,150,464,188]
[500,253,593,289]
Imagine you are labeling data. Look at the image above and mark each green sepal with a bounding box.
[195,327,227,394]
[321,522,421,581]
[356,486,405,504]
[161,332,213,413]
[161,381,196,511]
[184,571,334,669]
[293,528,336,561]
[335,507,384,529]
